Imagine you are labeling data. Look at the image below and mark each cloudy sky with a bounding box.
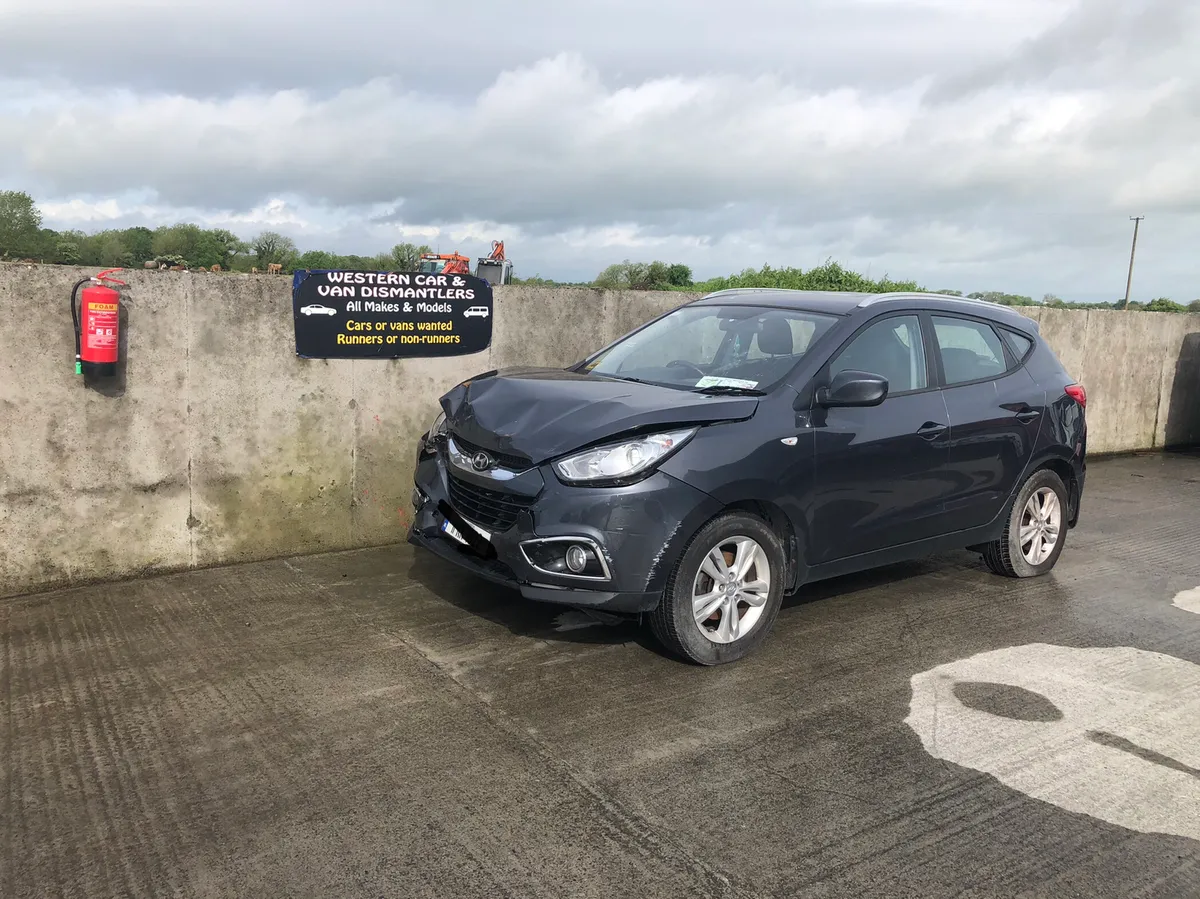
[1,0,1197,300]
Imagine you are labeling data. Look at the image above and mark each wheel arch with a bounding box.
[969,448,1081,555]
[715,499,805,593]
[1029,454,1080,527]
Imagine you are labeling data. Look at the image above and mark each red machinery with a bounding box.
[417,252,471,275]
[415,241,513,284]
[483,240,505,263]
[475,240,513,285]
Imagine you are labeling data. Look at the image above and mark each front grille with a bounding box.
[449,432,531,472]
[447,473,538,532]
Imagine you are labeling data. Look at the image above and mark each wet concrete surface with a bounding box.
[3,451,1200,898]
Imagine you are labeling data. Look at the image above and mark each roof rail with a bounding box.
[700,287,794,298]
[857,292,1024,314]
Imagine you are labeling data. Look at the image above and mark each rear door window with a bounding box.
[932,316,1009,385]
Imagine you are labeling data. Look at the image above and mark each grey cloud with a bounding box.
[1,0,1197,300]
[5,56,1132,226]
[928,0,1196,101]
[1,0,1050,98]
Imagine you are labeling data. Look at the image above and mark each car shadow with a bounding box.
[781,556,955,610]
[404,544,970,656]
[403,553,660,652]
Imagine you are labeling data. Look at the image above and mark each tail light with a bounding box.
[1065,384,1086,408]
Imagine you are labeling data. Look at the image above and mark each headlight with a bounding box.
[427,409,448,440]
[553,428,697,485]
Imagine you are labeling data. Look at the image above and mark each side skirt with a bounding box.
[797,519,1007,589]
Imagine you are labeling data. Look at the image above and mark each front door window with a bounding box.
[829,314,928,395]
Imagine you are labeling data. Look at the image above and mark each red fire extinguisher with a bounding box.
[71,269,128,377]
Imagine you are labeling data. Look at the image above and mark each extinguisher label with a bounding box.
[87,307,119,350]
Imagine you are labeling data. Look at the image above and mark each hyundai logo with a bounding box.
[471,451,492,472]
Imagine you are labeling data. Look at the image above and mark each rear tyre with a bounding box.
[982,468,1068,578]
[649,512,785,665]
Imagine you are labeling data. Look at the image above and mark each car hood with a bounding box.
[440,367,759,464]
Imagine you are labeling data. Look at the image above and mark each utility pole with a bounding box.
[1122,216,1143,309]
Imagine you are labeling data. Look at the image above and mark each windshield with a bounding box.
[580,304,839,392]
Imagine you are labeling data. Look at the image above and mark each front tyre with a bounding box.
[649,513,785,665]
[982,468,1069,578]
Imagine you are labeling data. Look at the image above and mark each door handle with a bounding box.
[1015,409,1041,422]
[916,422,947,440]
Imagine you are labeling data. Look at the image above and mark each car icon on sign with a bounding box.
[301,304,337,316]
[463,306,490,318]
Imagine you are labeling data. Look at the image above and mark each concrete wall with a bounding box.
[1025,306,1200,454]
[1,263,1197,599]
[0,264,686,598]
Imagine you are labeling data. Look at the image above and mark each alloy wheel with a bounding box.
[692,537,772,644]
[1020,486,1062,566]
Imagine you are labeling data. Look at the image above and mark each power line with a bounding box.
[1122,216,1143,310]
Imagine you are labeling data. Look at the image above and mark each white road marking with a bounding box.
[1172,586,1200,616]
[905,643,1200,841]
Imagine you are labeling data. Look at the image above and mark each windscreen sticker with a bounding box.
[695,376,759,389]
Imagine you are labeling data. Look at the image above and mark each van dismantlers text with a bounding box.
[316,272,478,303]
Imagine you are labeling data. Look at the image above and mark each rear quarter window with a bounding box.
[1003,329,1034,361]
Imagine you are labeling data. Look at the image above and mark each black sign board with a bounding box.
[291,270,493,359]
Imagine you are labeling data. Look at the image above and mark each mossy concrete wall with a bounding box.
[1,263,1197,598]
[0,264,686,598]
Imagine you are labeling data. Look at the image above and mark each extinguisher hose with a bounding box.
[70,277,90,372]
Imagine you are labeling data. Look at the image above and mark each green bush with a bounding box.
[691,260,920,294]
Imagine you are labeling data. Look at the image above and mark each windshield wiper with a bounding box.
[693,385,765,396]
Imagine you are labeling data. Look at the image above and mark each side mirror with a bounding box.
[816,369,889,407]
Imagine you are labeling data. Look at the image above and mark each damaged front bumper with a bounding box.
[406,436,722,613]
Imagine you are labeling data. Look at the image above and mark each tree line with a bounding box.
[0,190,432,274]
[587,260,1200,312]
[934,289,1200,314]
[2,190,1197,311]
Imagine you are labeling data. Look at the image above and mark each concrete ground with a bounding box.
[3,452,1200,899]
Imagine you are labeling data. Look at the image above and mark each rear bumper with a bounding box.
[406,436,722,614]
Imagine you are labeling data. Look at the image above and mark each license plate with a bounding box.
[441,519,468,545]
[441,516,491,545]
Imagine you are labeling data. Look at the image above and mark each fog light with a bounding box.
[411,487,426,510]
[519,537,611,580]
[566,545,588,573]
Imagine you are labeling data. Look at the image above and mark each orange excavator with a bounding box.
[416,240,513,284]
[417,251,471,276]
